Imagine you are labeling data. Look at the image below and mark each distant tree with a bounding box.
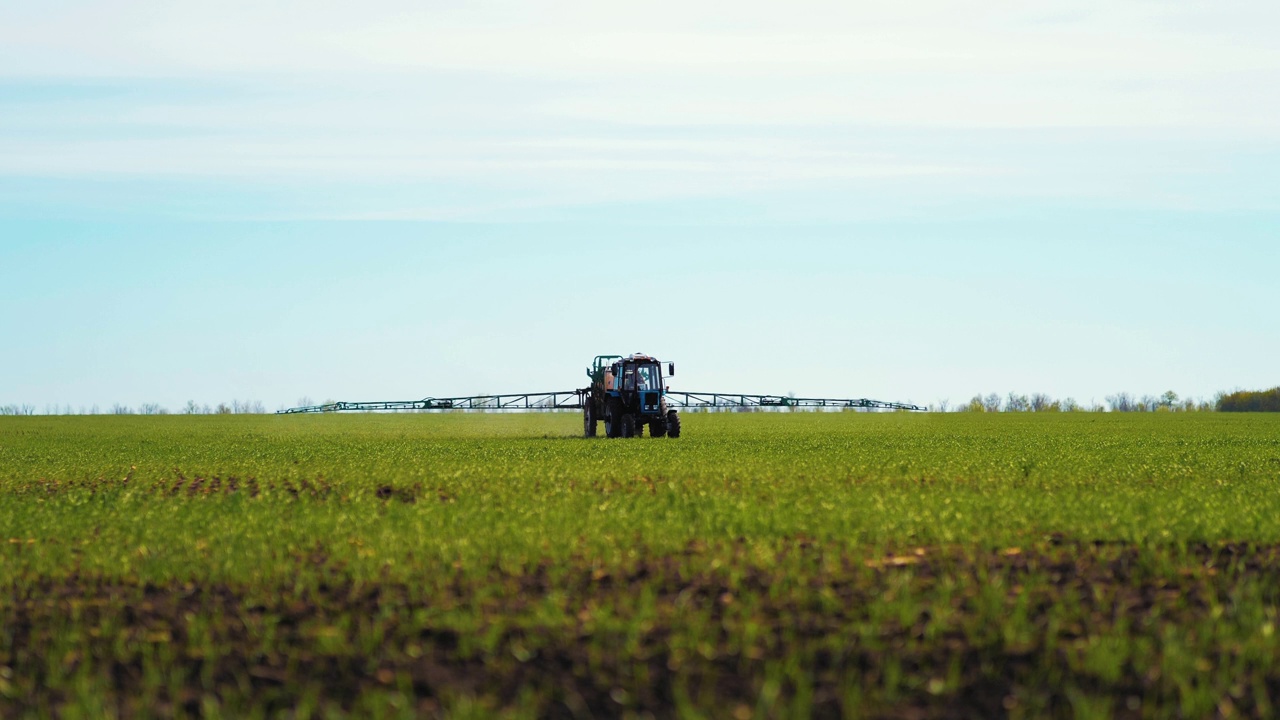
[983,393,1003,413]
[226,399,265,414]
[1161,390,1179,410]
[1106,393,1135,412]
[215,403,232,414]
[961,395,985,412]
[183,400,200,415]
[1061,397,1081,412]
[1005,393,1029,412]
[111,404,133,415]
[936,399,950,413]
[140,403,166,415]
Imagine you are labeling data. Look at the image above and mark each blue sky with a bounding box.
[2,1,1278,411]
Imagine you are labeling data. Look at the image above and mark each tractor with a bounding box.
[582,354,680,439]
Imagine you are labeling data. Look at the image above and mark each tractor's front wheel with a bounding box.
[649,417,667,438]
[666,410,681,438]
[584,403,597,438]
[605,398,623,438]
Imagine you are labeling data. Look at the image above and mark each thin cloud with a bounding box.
[1,0,1277,220]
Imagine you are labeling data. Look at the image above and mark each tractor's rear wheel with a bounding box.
[649,418,667,438]
[666,410,681,438]
[584,403,597,438]
[605,398,623,438]
[621,413,636,438]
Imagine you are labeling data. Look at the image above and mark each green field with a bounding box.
[3,412,1280,718]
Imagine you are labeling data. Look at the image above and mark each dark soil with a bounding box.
[5,540,1280,718]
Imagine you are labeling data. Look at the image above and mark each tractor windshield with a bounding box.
[633,363,661,391]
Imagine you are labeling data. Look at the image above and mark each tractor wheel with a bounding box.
[605,398,623,438]
[621,413,636,438]
[649,418,667,438]
[583,403,597,438]
[666,410,681,438]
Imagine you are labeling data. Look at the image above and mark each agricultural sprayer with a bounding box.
[278,352,926,438]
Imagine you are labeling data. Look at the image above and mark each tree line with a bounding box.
[5,390,1278,416]
[937,390,1220,413]
[1217,387,1280,412]
[0,400,268,416]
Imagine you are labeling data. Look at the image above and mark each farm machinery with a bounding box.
[582,354,679,438]
[278,352,927,438]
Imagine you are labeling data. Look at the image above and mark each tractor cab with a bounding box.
[613,356,666,415]
[624,362,660,392]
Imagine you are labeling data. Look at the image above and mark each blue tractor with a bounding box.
[582,354,681,438]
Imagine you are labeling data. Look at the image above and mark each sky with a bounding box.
[2,0,1278,412]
